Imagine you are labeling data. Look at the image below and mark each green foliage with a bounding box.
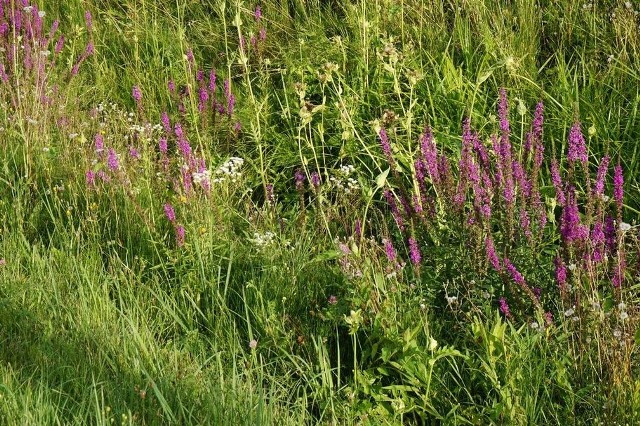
[0,0,639,424]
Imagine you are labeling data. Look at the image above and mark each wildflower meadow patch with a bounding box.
[0,0,639,424]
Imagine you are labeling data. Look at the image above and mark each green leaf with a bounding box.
[375,168,390,189]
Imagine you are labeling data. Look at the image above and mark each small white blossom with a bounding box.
[564,308,575,317]
[619,222,631,232]
[192,169,211,186]
[252,231,276,248]
[620,311,629,321]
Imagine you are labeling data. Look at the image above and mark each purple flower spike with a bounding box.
[550,159,565,206]
[255,5,262,21]
[132,85,142,104]
[161,112,171,133]
[614,162,624,210]
[85,10,93,32]
[175,225,185,247]
[594,155,610,197]
[604,215,617,254]
[554,257,567,289]
[55,36,64,54]
[265,184,274,204]
[420,127,439,184]
[129,146,140,159]
[310,171,321,188]
[485,237,502,271]
[498,88,510,136]
[354,219,362,240]
[158,137,168,154]
[383,238,397,264]
[499,297,512,318]
[383,189,404,231]
[186,49,195,67]
[295,168,306,191]
[378,127,393,164]
[164,203,176,222]
[504,258,527,289]
[107,148,119,171]
[567,122,588,165]
[94,133,104,153]
[85,170,95,187]
[209,70,217,93]
[408,237,421,266]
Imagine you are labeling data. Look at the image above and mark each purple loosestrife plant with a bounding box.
[567,122,588,166]
[485,237,502,271]
[164,203,176,222]
[310,172,321,189]
[85,170,95,187]
[132,85,142,104]
[295,168,306,192]
[550,159,566,206]
[383,189,405,231]
[554,257,567,289]
[367,89,637,328]
[419,127,439,185]
[594,156,610,197]
[175,225,185,247]
[614,162,624,216]
[383,238,397,264]
[499,297,512,318]
[408,237,421,266]
[378,128,394,166]
[107,148,119,171]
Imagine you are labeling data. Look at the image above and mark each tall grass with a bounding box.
[1,0,639,424]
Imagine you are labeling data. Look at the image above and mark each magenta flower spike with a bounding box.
[132,85,142,104]
[107,148,119,171]
[614,162,624,211]
[408,237,421,266]
[554,257,567,289]
[499,297,512,318]
[175,225,185,247]
[383,238,397,264]
[84,10,93,32]
[378,127,393,164]
[550,159,565,206]
[567,122,588,166]
[594,155,610,197]
[485,237,501,271]
[164,203,176,222]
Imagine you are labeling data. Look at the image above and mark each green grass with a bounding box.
[1,0,640,424]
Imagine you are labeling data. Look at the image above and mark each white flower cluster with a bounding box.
[619,221,631,232]
[329,164,360,194]
[252,231,276,248]
[618,301,629,321]
[129,122,163,134]
[213,157,244,183]
[192,169,211,186]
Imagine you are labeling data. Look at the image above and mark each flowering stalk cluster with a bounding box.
[377,89,635,322]
[0,1,93,162]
